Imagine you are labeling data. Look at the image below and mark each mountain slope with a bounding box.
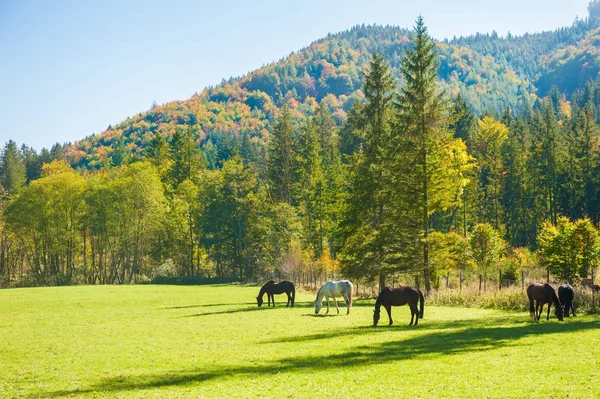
[63,18,600,170]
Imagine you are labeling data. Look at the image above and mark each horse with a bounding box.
[314,280,353,315]
[373,286,424,326]
[527,283,564,321]
[558,283,576,317]
[256,280,295,308]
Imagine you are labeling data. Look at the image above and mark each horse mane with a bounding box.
[316,282,327,301]
[374,287,390,313]
[259,280,275,295]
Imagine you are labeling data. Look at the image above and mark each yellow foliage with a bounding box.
[41,160,75,177]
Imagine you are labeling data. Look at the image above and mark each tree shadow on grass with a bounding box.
[42,319,600,398]
[163,303,244,310]
[179,305,266,318]
[264,315,530,343]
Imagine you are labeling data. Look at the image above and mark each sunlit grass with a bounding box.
[0,284,598,398]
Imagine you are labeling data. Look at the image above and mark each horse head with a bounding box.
[555,306,564,321]
[256,296,263,307]
[314,299,322,314]
[373,309,381,326]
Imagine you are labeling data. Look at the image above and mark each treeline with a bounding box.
[2,18,600,289]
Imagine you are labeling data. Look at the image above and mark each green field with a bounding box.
[1,285,599,399]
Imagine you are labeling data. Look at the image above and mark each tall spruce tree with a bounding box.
[314,103,345,258]
[394,16,471,293]
[0,141,26,194]
[168,127,203,187]
[267,105,296,204]
[296,118,325,258]
[340,53,396,289]
[145,132,170,174]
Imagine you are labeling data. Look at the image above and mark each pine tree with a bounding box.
[394,16,471,293]
[574,104,599,222]
[267,105,296,204]
[21,144,42,183]
[145,132,170,179]
[296,118,325,258]
[314,103,345,258]
[0,141,26,194]
[110,136,130,167]
[450,94,475,143]
[530,100,561,227]
[340,53,396,289]
[168,127,203,187]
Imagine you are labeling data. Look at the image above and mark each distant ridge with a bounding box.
[63,18,600,170]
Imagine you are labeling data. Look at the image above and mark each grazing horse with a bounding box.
[314,280,353,315]
[558,283,576,317]
[527,283,564,321]
[373,287,424,326]
[256,280,295,307]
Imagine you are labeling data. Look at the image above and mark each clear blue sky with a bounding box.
[0,0,590,150]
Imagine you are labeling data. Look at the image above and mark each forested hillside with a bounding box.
[3,4,600,289]
[57,13,600,170]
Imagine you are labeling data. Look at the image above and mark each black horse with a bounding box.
[558,283,576,317]
[256,280,295,307]
[373,286,424,326]
[527,283,564,321]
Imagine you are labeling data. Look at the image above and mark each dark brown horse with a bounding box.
[527,283,563,321]
[256,280,295,307]
[373,286,424,326]
[558,283,576,317]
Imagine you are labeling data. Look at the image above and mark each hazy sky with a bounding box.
[0,0,590,150]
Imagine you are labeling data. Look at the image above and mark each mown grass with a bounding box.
[1,284,599,398]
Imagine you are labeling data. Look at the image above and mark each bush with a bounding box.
[428,285,599,313]
[150,259,178,279]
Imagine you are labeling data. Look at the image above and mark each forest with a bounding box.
[3,6,600,291]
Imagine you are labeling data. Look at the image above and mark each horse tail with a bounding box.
[528,290,534,316]
[291,284,296,306]
[418,289,424,319]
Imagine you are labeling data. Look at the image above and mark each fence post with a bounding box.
[437,276,440,294]
[592,268,596,309]
[446,272,449,289]
[479,274,482,294]
[521,270,525,291]
[499,269,502,290]
[459,271,462,291]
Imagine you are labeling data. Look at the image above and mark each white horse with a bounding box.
[314,280,353,315]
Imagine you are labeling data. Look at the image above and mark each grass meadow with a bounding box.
[1,284,599,399]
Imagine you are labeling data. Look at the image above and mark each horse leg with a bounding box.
[571,303,577,317]
[334,297,340,314]
[286,292,290,307]
[410,302,419,326]
[325,296,330,314]
[385,305,392,325]
[547,302,551,320]
[343,294,350,315]
[535,302,541,321]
